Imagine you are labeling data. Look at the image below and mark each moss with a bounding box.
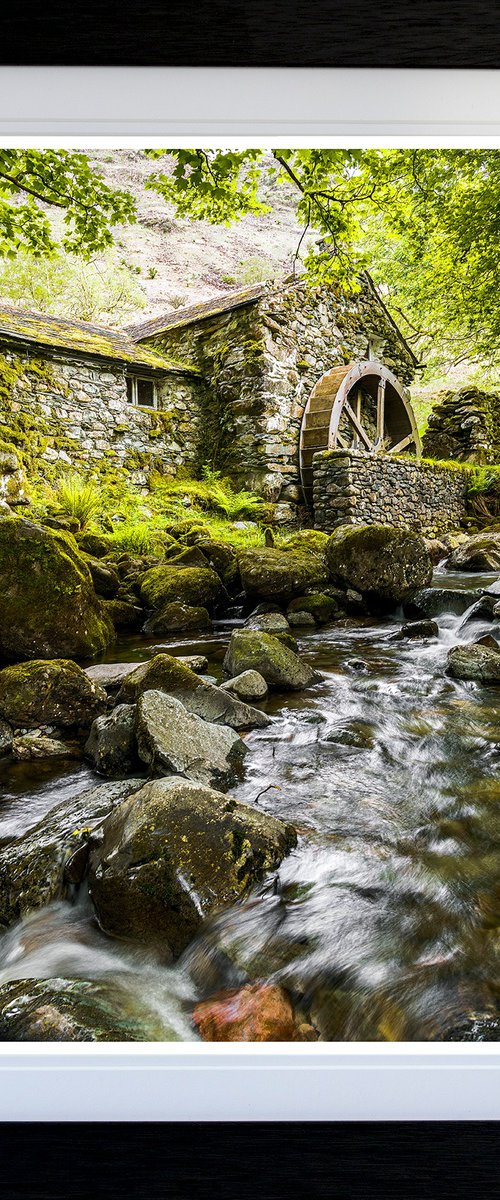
[0,658,107,727]
[117,653,202,704]
[140,564,223,612]
[0,517,114,662]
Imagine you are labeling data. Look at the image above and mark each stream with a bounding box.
[2,565,500,1040]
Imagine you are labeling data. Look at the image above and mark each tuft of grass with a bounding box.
[50,472,102,530]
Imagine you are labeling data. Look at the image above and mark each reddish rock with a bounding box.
[193,983,306,1042]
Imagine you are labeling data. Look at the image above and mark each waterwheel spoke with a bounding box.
[388,433,415,455]
[343,400,373,451]
[375,378,386,449]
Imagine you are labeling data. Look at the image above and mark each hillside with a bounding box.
[88,149,311,324]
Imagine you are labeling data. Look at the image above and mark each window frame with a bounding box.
[126,373,158,410]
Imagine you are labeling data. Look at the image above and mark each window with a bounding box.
[126,375,157,408]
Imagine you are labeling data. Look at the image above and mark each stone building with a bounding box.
[0,275,419,522]
[127,273,419,520]
[0,303,204,488]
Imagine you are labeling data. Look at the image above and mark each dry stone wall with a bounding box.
[313,450,467,537]
[0,347,203,488]
[145,278,416,520]
[422,387,500,464]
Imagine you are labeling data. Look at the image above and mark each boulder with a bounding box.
[85,705,138,777]
[196,540,239,587]
[446,533,500,572]
[12,734,81,761]
[0,778,143,928]
[393,619,439,641]
[287,610,316,627]
[143,602,212,636]
[0,659,107,729]
[446,642,500,683]
[326,525,432,610]
[223,630,319,691]
[84,557,120,598]
[88,777,297,955]
[85,661,139,691]
[117,653,269,731]
[193,983,308,1042]
[140,565,223,613]
[237,547,328,605]
[287,593,341,624]
[403,587,483,619]
[134,690,246,789]
[281,529,329,557]
[103,599,143,632]
[220,670,268,702]
[245,611,290,634]
[0,977,169,1042]
[0,517,113,661]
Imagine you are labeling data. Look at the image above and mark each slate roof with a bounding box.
[125,283,267,341]
[0,303,198,374]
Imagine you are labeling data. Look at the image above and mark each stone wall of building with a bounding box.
[422,387,500,465]
[0,347,204,488]
[145,278,417,520]
[313,450,467,537]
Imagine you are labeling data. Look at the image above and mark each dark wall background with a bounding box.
[1,0,500,65]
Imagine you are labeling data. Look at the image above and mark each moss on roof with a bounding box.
[125,283,267,342]
[0,303,198,375]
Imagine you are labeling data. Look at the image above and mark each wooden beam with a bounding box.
[343,399,373,450]
[376,378,386,446]
[388,433,415,455]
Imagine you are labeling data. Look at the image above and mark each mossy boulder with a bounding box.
[281,529,329,557]
[88,777,297,956]
[0,977,172,1042]
[287,593,341,624]
[117,653,269,732]
[196,540,239,587]
[223,630,319,690]
[143,602,212,636]
[83,556,120,598]
[104,598,143,632]
[238,547,328,605]
[0,659,107,728]
[85,704,139,777]
[0,517,114,661]
[326,524,432,610]
[446,641,500,682]
[140,564,223,613]
[446,533,500,572]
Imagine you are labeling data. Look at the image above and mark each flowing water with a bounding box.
[2,568,500,1040]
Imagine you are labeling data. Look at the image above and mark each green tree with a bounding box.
[0,149,136,257]
[145,148,500,368]
[0,249,146,323]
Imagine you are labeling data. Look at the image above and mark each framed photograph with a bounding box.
[1,60,500,1127]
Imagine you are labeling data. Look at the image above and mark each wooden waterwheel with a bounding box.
[299,360,421,509]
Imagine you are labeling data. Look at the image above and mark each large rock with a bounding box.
[403,587,483,619]
[85,704,138,777]
[0,779,143,928]
[326,524,432,610]
[287,593,341,624]
[140,565,223,612]
[88,777,297,956]
[223,630,319,691]
[0,517,113,661]
[0,659,107,729]
[135,690,246,789]
[0,977,170,1042]
[12,734,81,761]
[117,653,269,731]
[193,983,308,1042]
[143,602,212,636]
[220,670,268,702]
[446,533,500,572]
[446,642,500,683]
[237,547,328,605]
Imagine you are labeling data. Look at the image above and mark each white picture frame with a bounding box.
[1,64,500,1122]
